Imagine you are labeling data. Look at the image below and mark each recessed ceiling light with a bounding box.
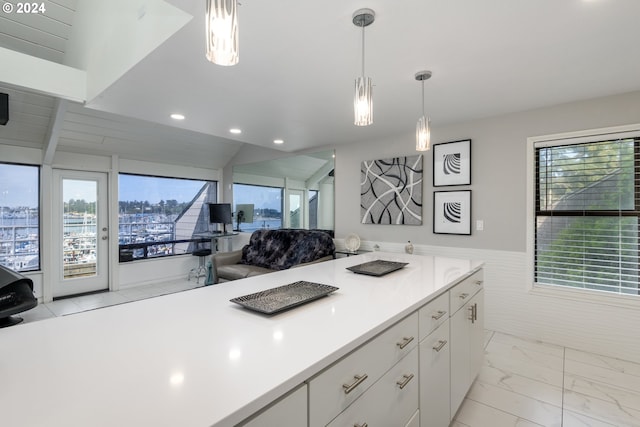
[230,128,242,134]
[273,139,284,144]
[170,113,185,120]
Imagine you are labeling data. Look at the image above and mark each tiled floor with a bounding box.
[17,287,640,427]
[19,278,203,324]
[455,330,640,427]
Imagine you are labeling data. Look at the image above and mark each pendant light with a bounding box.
[353,9,375,126]
[415,70,432,151]
[206,0,239,66]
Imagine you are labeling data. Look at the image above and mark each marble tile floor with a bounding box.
[454,330,640,427]
[16,289,640,427]
[18,278,204,324]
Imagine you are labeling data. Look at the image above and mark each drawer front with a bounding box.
[309,312,419,427]
[241,384,307,427]
[418,291,449,340]
[449,269,484,315]
[419,320,451,427]
[405,409,420,427]
[327,347,419,427]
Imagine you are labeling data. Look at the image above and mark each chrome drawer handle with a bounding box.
[354,423,368,427]
[432,340,448,352]
[431,310,446,320]
[396,336,414,349]
[343,374,368,394]
[396,373,414,389]
[459,293,469,300]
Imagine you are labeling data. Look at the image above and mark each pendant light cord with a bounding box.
[361,24,366,76]
[421,80,425,116]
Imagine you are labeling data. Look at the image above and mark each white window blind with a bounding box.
[534,138,639,295]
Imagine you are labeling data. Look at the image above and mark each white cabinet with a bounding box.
[405,410,420,427]
[309,312,418,427]
[450,278,484,420]
[327,347,419,427]
[240,384,307,427]
[419,319,450,427]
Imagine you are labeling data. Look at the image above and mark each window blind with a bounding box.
[534,138,640,295]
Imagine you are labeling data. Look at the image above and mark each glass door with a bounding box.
[287,189,305,229]
[52,170,109,298]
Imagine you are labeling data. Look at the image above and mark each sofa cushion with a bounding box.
[240,229,335,271]
[217,263,274,281]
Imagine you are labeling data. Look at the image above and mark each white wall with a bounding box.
[333,90,640,363]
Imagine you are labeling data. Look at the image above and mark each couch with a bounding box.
[211,229,335,283]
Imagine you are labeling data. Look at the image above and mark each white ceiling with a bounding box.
[2,0,640,164]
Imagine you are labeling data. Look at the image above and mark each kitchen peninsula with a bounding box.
[0,252,483,426]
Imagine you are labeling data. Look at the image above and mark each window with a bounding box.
[534,137,639,295]
[233,184,282,232]
[118,174,217,261]
[0,163,40,272]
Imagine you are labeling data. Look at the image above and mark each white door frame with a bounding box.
[51,169,109,298]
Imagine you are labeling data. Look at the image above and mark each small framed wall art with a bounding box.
[433,139,471,186]
[433,190,471,235]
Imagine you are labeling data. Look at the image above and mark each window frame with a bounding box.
[117,173,218,262]
[232,183,284,232]
[0,161,41,272]
[526,124,640,307]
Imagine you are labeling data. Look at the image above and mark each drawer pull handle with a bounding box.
[343,374,368,394]
[431,310,447,320]
[396,373,414,389]
[432,340,448,352]
[396,336,414,349]
[459,293,469,300]
[354,424,368,427]
[475,280,483,286]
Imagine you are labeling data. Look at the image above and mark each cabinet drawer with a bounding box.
[241,384,307,427]
[449,269,484,315]
[418,291,449,340]
[405,409,420,427]
[309,312,418,427]
[327,347,419,427]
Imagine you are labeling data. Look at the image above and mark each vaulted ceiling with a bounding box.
[2,0,640,169]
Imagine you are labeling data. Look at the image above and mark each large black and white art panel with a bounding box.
[433,139,471,186]
[433,190,471,235]
[361,155,423,225]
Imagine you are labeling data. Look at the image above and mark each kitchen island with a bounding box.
[0,252,483,426]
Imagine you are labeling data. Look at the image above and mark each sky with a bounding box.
[119,175,206,203]
[0,165,38,207]
[0,164,283,212]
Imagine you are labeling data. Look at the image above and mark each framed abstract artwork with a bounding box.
[433,190,471,235]
[433,139,471,186]
[361,154,423,225]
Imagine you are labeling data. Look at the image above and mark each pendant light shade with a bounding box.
[206,0,239,66]
[353,9,375,126]
[354,76,373,126]
[415,70,432,151]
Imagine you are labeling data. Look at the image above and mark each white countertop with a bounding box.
[0,252,482,427]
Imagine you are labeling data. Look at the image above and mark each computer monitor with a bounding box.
[235,203,254,231]
[208,203,232,233]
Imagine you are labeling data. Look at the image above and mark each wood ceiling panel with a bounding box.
[0,18,67,53]
[0,33,64,63]
[57,129,105,144]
